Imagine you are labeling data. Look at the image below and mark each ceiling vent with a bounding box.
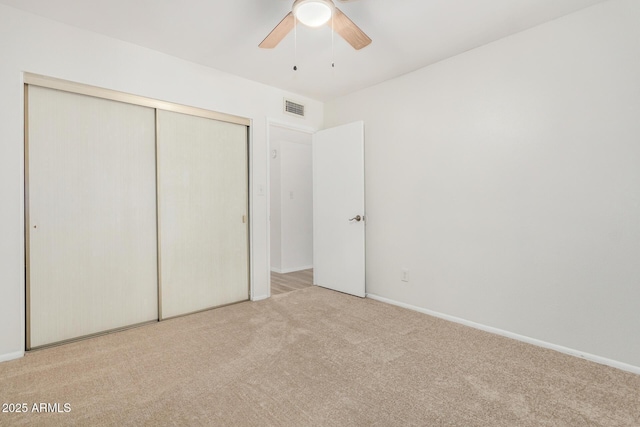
[284,99,305,117]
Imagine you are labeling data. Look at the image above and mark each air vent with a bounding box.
[284,99,305,117]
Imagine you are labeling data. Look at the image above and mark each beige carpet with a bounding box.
[1,286,638,426]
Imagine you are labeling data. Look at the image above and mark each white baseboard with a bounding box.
[0,351,24,363]
[271,265,313,274]
[366,293,640,375]
[251,294,269,302]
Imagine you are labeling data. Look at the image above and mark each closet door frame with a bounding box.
[24,73,252,349]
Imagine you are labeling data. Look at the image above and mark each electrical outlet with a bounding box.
[401,269,409,282]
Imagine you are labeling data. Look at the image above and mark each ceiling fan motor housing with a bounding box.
[293,0,336,27]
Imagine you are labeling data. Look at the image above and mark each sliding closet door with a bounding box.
[27,86,158,348]
[157,110,249,319]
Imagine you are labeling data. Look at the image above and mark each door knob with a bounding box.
[349,215,362,222]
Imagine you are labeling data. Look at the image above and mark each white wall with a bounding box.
[325,0,640,369]
[280,140,313,272]
[270,139,283,272]
[0,4,323,361]
[269,126,314,274]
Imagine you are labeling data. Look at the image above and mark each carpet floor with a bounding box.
[1,286,638,426]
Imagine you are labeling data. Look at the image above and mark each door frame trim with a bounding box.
[24,73,250,126]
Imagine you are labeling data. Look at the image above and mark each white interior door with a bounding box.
[312,121,365,297]
[27,86,158,348]
[157,110,249,319]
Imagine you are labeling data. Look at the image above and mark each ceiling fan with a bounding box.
[259,0,372,50]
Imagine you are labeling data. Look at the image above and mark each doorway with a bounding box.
[268,123,314,296]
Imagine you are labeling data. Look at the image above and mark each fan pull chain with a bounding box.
[293,17,298,71]
[331,12,335,69]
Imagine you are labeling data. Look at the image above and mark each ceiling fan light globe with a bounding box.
[293,0,334,28]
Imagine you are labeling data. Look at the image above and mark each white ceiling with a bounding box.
[1,0,608,101]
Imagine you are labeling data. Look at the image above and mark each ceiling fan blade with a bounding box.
[259,12,295,49]
[329,7,372,50]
